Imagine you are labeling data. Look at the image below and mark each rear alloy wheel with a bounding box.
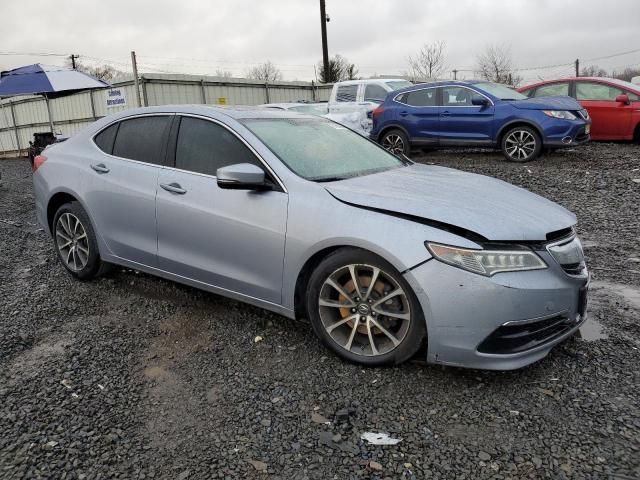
[307,249,425,366]
[501,126,542,162]
[53,201,109,280]
[380,129,410,157]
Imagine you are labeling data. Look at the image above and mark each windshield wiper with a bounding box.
[314,176,347,183]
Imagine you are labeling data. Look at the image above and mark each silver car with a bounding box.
[32,106,589,369]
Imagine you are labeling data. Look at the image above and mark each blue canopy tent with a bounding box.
[0,63,109,133]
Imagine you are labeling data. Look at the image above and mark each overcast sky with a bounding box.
[1,0,639,83]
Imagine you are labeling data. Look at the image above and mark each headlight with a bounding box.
[543,110,577,120]
[426,243,547,276]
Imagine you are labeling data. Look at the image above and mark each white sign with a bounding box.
[106,88,127,108]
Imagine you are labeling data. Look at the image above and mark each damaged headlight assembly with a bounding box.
[426,243,547,276]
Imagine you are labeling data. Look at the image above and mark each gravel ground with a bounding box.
[1,143,639,479]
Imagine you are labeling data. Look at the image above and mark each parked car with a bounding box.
[328,78,413,132]
[33,106,588,369]
[518,77,640,142]
[262,102,368,136]
[371,80,591,162]
[261,102,328,116]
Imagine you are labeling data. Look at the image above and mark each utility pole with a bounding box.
[319,0,329,82]
[131,51,142,107]
[575,58,580,77]
[452,69,458,80]
[69,54,79,70]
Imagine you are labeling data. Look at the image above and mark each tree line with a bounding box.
[65,45,639,86]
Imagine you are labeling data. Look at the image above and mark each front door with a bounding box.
[575,81,631,140]
[437,86,494,144]
[156,116,288,304]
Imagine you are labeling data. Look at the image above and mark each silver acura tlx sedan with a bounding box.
[33,106,589,369]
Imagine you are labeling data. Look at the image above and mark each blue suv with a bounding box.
[370,80,591,162]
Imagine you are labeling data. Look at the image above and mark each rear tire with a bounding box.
[306,248,426,366]
[380,129,410,157]
[53,201,109,280]
[634,123,640,144]
[501,126,542,162]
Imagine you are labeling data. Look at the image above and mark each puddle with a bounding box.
[591,281,640,310]
[578,318,608,342]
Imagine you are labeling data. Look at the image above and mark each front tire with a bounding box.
[501,126,542,162]
[53,201,108,280]
[306,248,426,366]
[380,129,410,157]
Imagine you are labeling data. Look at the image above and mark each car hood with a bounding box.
[324,164,576,241]
[510,96,583,111]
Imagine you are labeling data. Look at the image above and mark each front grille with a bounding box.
[477,315,575,354]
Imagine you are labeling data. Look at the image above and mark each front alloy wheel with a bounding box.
[501,126,542,162]
[307,249,425,366]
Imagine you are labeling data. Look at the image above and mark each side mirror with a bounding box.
[216,163,271,190]
[471,95,489,106]
[615,94,630,105]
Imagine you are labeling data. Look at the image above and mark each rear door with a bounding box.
[575,81,631,139]
[155,115,288,303]
[394,87,440,144]
[437,86,495,144]
[87,114,172,267]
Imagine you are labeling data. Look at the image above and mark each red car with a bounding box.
[518,77,640,142]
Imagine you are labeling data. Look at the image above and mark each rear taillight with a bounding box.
[32,155,47,172]
[372,106,385,118]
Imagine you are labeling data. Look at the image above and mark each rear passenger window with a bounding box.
[94,123,119,154]
[404,89,436,107]
[534,82,570,97]
[112,116,171,165]
[336,85,358,102]
[175,117,260,176]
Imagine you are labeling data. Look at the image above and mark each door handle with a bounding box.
[160,182,187,194]
[440,111,451,116]
[399,111,408,117]
[90,163,110,174]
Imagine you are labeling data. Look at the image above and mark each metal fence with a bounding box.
[0,73,333,157]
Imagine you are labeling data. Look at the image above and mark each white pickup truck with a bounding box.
[326,78,413,134]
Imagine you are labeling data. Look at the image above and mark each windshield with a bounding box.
[385,80,414,91]
[242,117,407,181]
[472,82,528,100]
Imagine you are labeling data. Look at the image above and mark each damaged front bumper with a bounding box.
[404,248,589,370]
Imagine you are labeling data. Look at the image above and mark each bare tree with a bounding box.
[246,61,282,83]
[215,69,234,78]
[580,65,608,77]
[612,67,640,82]
[317,54,358,83]
[475,44,522,86]
[65,58,124,82]
[407,41,446,81]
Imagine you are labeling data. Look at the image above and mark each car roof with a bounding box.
[519,77,640,93]
[100,104,316,121]
[335,78,409,86]
[393,79,486,94]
